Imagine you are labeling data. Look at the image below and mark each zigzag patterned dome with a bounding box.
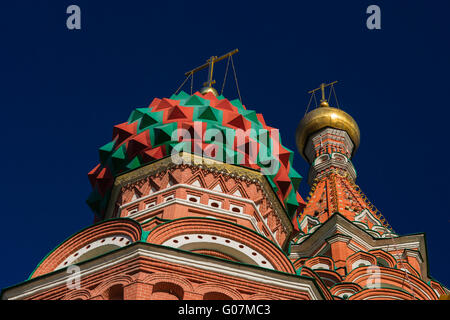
[87,90,305,219]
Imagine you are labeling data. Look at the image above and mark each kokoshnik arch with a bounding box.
[2,50,449,300]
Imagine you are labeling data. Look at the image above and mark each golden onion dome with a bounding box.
[296,102,360,162]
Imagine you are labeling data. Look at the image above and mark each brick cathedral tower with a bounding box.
[2,55,448,300]
[290,82,449,300]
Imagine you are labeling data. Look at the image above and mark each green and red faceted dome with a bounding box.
[87,91,306,219]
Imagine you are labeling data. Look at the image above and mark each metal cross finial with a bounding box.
[204,55,218,88]
[184,49,239,89]
[308,81,338,103]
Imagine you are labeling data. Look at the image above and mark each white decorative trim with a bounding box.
[129,198,274,243]
[334,288,358,296]
[313,154,330,166]
[127,208,138,215]
[145,201,156,210]
[186,194,201,204]
[399,267,411,274]
[55,234,132,270]
[121,183,280,246]
[6,245,321,300]
[334,224,420,254]
[311,263,330,270]
[191,179,202,187]
[355,210,374,223]
[233,189,243,197]
[229,204,243,214]
[351,259,372,271]
[207,199,222,209]
[212,184,223,193]
[305,128,354,164]
[299,215,320,232]
[402,250,424,263]
[131,193,139,201]
[164,194,175,202]
[290,220,421,260]
[162,233,274,269]
[361,295,404,300]
[326,234,351,245]
[365,229,382,238]
[350,271,433,300]
[331,153,348,162]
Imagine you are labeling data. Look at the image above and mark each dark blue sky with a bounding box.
[1,1,449,291]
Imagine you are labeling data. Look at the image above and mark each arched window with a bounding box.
[315,154,329,165]
[151,282,184,300]
[108,285,124,300]
[203,292,232,300]
[332,154,346,162]
[377,258,390,268]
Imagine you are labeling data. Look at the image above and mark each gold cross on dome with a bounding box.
[184,49,239,88]
[308,81,338,104]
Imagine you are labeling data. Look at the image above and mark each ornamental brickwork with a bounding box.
[291,90,448,299]
[2,84,448,300]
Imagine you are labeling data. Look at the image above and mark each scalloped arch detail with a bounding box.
[30,219,142,279]
[91,274,134,298]
[195,283,243,300]
[345,266,439,300]
[142,272,195,293]
[146,217,295,274]
[349,288,415,300]
[61,288,92,300]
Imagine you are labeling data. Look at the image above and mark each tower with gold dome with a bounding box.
[290,82,448,299]
[1,53,448,300]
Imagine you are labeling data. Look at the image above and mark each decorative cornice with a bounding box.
[2,242,323,300]
[325,233,352,245]
[402,249,424,264]
[126,197,274,245]
[106,153,294,243]
[289,214,430,281]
